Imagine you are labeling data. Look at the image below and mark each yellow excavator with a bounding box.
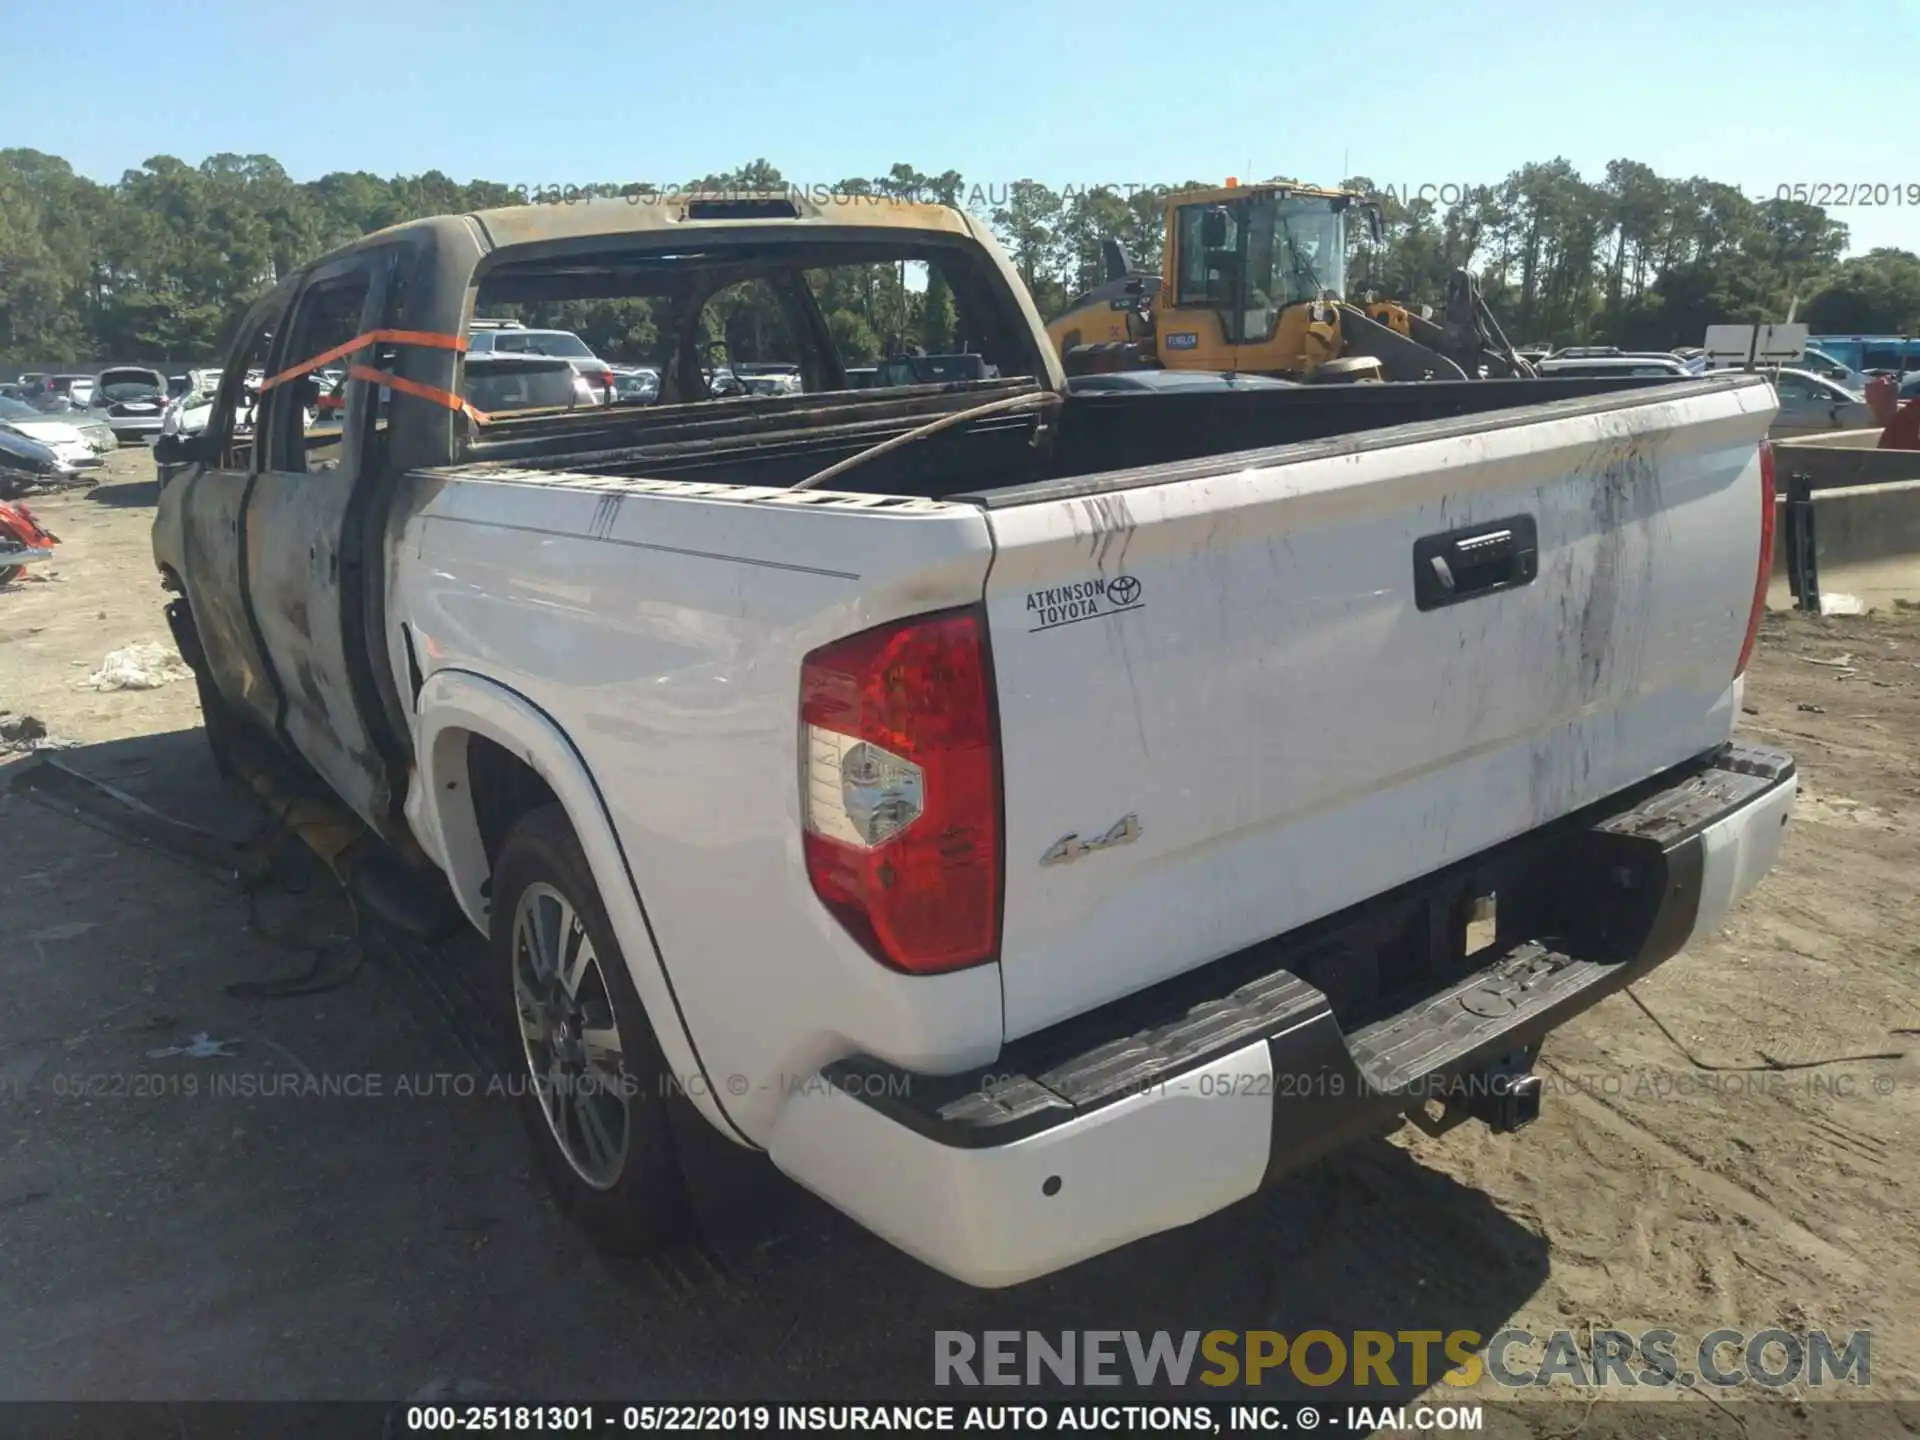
[1046,179,1533,383]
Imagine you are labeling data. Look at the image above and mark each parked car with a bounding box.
[741,372,801,396]
[1796,346,1864,389]
[462,353,602,414]
[93,367,171,442]
[871,352,1004,387]
[76,413,118,453]
[610,367,660,403]
[1536,354,1693,379]
[2,391,115,454]
[465,324,615,401]
[158,388,221,486]
[0,424,67,486]
[151,194,1793,1291]
[732,362,803,395]
[52,374,95,407]
[0,396,105,475]
[1768,367,1875,436]
[11,376,62,410]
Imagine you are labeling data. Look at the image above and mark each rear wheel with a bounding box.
[491,804,689,1252]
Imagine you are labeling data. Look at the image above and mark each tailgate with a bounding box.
[981,378,1776,1039]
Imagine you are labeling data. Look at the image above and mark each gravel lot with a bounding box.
[2,448,1916,1434]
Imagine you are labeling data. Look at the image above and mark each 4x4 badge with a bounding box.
[1041,814,1141,867]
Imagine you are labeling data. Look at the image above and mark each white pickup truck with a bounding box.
[152,194,1794,1288]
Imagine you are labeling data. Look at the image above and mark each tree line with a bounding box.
[3,149,1918,371]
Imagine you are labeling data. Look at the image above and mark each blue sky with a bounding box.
[6,0,1917,256]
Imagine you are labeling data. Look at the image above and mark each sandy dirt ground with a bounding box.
[1,448,1916,1435]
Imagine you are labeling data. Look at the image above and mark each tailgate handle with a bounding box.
[1413,515,1538,611]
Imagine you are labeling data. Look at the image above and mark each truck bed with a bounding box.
[447,373,1704,500]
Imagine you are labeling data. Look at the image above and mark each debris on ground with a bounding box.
[0,712,73,753]
[7,755,268,887]
[144,1032,240,1061]
[80,641,194,691]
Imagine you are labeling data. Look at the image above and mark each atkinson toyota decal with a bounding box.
[1024,575,1144,633]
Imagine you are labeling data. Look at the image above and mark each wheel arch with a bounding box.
[411,668,748,1144]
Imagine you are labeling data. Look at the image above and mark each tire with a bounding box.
[490,804,689,1252]
[168,601,240,778]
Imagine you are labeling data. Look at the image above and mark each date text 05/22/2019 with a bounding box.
[1771,182,1917,206]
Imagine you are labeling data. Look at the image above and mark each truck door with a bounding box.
[242,248,398,827]
[175,292,293,738]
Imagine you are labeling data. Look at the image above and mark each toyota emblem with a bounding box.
[1106,575,1142,606]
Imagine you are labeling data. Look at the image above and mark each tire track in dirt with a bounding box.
[1539,1063,1869,1285]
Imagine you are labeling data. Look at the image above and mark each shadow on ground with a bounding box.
[0,727,1550,1406]
[85,478,160,509]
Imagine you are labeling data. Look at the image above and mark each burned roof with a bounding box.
[470,191,979,249]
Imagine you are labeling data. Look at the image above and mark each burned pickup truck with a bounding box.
[152,193,1793,1288]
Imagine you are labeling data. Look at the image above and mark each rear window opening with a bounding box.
[453,232,1061,496]
[467,240,1033,413]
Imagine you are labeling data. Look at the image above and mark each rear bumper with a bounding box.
[767,742,1796,1288]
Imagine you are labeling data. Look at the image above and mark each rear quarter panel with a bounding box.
[389,470,1006,1142]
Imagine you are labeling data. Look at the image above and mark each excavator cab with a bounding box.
[1048,179,1529,384]
[1154,185,1354,376]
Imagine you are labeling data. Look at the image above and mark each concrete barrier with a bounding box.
[1773,432,1920,490]
[1766,478,1920,612]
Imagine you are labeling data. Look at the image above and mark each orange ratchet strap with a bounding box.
[345,364,493,424]
[259,329,467,392]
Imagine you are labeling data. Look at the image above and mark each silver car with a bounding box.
[1768,368,1875,437]
[466,325,615,402]
[93,367,172,441]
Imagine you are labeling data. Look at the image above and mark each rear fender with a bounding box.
[410,667,744,1143]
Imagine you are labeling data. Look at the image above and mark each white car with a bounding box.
[160,390,216,439]
[1537,354,1693,379]
[0,396,104,476]
[157,391,218,486]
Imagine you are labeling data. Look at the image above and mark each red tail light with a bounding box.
[800,608,1001,974]
[1735,440,1777,679]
